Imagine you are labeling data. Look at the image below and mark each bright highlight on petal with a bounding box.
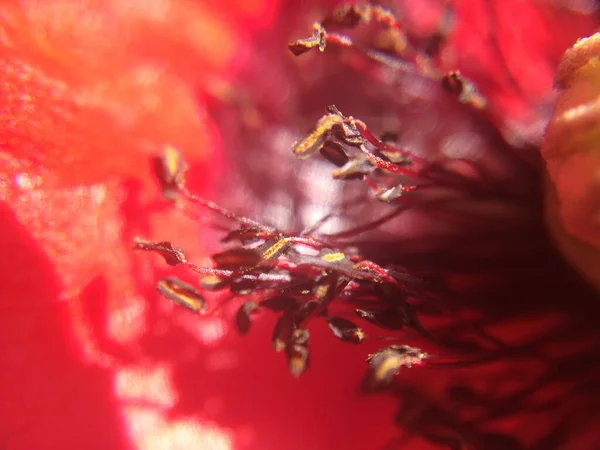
[123,409,233,450]
[115,364,233,450]
[108,293,149,344]
[115,364,178,408]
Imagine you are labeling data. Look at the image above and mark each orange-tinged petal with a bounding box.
[543,33,600,291]
[0,0,243,187]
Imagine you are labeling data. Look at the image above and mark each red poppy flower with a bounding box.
[1,1,599,450]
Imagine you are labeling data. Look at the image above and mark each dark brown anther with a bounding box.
[221,226,264,244]
[286,328,310,377]
[326,105,345,117]
[272,308,297,352]
[257,235,291,262]
[442,71,487,109]
[211,247,263,271]
[294,300,320,325]
[235,301,261,334]
[319,141,350,167]
[441,71,464,95]
[260,296,301,312]
[153,146,187,200]
[199,274,229,291]
[292,107,368,163]
[423,33,445,56]
[288,23,326,56]
[156,277,205,313]
[288,41,314,56]
[230,277,259,295]
[277,279,315,297]
[133,239,187,266]
[291,327,310,345]
[313,272,339,305]
[327,317,365,344]
[364,345,427,389]
[337,120,365,146]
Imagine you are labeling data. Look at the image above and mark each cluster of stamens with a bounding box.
[135,2,498,388]
[135,145,428,388]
